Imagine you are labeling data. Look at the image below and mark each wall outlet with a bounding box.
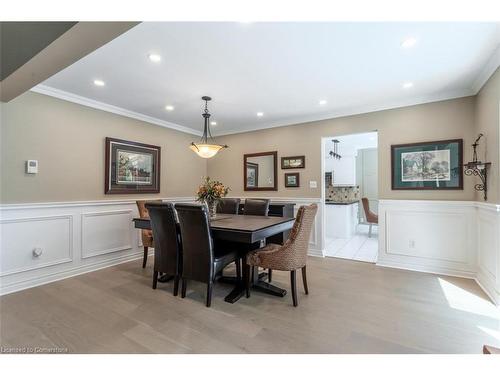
[309,181,318,188]
[409,240,416,249]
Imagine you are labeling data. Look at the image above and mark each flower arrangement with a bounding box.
[195,177,230,217]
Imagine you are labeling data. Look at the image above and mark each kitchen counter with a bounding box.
[325,201,359,239]
[325,200,359,205]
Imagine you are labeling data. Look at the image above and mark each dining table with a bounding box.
[133,213,295,303]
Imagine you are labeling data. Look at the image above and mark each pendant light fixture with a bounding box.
[189,96,228,158]
[329,139,342,159]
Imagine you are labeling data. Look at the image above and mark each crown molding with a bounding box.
[32,84,477,139]
[213,88,475,136]
[471,45,500,94]
[30,85,203,136]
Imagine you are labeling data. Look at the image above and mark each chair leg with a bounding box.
[368,223,372,238]
[244,264,251,298]
[173,275,180,296]
[142,246,148,268]
[301,266,309,295]
[268,269,273,282]
[235,259,242,280]
[290,270,298,307]
[251,266,255,285]
[152,270,158,290]
[206,281,213,307]
[181,278,187,298]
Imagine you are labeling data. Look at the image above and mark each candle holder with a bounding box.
[463,134,491,201]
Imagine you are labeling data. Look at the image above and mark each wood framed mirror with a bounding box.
[244,151,278,191]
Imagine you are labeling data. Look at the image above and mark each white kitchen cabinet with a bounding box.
[325,202,359,239]
[332,156,356,186]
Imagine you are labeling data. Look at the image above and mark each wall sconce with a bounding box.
[463,133,491,201]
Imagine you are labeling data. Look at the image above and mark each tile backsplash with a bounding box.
[326,185,360,202]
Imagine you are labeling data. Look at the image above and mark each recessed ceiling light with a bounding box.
[401,37,417,48]
[210,121,217,126]
[319,99,327,105]
[93,79,105,86]
[165,105,175,111]
[148,53,161,62]
[256,112,264,117]
[403,82,414,89]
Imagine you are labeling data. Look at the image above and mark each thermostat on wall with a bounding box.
[26,160,38,174]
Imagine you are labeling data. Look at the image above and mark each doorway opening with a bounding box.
[321,131,378,263]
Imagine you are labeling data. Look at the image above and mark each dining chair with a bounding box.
[175,203,242,307]
[361,198,378,238]
[216,198,241,214]
[242,198,271,279]
[243,198,270,216]
[136,200,162,268]
[245,203,318,307]
[145,202,183,295]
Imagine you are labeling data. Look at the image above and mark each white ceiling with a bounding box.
[38,22,500,136]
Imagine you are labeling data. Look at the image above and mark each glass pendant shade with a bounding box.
[189,143,225,158]
[190,96,228,158]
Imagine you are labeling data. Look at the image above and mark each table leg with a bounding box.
[158,274,174,283]
[224,265,287,303]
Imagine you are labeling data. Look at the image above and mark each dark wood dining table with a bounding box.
[133,213,295,303]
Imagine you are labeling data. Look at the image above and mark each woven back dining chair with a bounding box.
[245,203,318,306]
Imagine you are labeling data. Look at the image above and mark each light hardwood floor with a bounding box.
[1,256,499,353]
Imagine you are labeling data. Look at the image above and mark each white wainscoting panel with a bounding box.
[3,197,498,306]
[476,203,500,305]
[0,197,194,295]
[1,215,73,276]
[378,200,477,278]
[81,210,133,259]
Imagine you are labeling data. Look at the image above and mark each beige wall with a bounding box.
[2,78,496,205]
[208,96,477,201]
[0,92,207,203]
[474,67,500,204]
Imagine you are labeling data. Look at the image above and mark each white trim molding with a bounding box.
[378,199,500,305]
[0,196,324,294]
[471,45,500,94]
[30,85,202,136]
[0,197,195,295]
[32,84,476,139]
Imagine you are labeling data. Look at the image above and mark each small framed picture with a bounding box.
[391,139,463,190]
[281,155,305,169]
[285,173,300,188]
[105,137,161,194]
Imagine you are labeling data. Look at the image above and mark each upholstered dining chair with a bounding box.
[145,202,182,295]
[176,203,242,307]
[243,198,270,216]
[136,200,162,268]
[361,198,378,238]
[216,198,241,214]
[242,198,271,278]
[245,203,318,307]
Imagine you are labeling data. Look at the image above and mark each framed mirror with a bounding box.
[244,151,278,191]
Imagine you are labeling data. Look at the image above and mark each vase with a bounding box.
[207,200,218,218]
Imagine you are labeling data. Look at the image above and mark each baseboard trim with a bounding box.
[476,273,500,307]
[0,250,148,296]
[376,260,476,280]
[308,248,325,258]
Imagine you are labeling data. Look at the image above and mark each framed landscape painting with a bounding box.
[284,172,300,187]
[281,156,305,169]
[105,137,161,194]
[391,139,463,190]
